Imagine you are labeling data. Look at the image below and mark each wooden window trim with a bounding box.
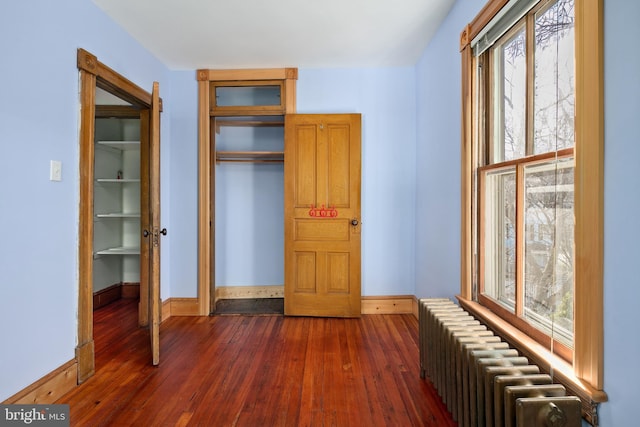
[459,0,606,418]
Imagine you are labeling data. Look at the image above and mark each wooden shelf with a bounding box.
[95,246,140,256]
[96,140,140,151]
[215,119,284,134]
[95,213,140,218]
[216,151,284,163]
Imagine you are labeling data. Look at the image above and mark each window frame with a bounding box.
[458,0,606,421]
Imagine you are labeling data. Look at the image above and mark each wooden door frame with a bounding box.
[196,68,297,315]
[76,48,159,382]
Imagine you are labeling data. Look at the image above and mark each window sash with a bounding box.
[479,150,574,360]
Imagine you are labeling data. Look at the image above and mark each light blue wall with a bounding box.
[415,0,482,298]
[297,68,417,296]
[600,0,640,424]
[166,71,198,297]
[415,0,640,424]
[0,0,171,401]
[215,126,284,287]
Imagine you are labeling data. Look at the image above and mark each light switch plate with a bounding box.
[50,160,62,181]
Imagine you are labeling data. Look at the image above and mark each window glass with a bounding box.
[483,167,516,311]
[523,158,574,345]
[215,85,282,107]
[494,26,527,162]
[533,0,575,154]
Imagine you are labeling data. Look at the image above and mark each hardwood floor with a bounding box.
[57,298,456,426]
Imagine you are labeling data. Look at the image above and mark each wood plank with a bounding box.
[169,297,202,316]
[197,78,211,315]
[216,285,284,300]
[362,296,414,314]
[199,68,297,82]
[149,81,161,366]
[56,299,455,426]
[573,0,605,392]
[76,64,96,384]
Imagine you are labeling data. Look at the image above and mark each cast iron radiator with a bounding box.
[418,298,582,427]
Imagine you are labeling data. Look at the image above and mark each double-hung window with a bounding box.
[479,0,575,360]
[460,0,606,415]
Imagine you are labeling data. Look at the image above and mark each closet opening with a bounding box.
[77,48,163,380]
[197,68,297,316]
[212,115,285,315]
[92,89,146,368]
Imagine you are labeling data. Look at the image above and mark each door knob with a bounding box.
[351,219,359,226]
[160,228,167,236]
[143,229,150,237]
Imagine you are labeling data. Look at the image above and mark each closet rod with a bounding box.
[216,150,284,163]
[216,159,284,164]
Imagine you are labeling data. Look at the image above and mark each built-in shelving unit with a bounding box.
[93,116,142,295]
[94,139,141,257]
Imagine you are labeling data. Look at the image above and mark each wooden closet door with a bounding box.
[148,81,162,365]
[284,114,361,317]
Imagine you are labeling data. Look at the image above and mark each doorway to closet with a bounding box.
[77,49,163,383]
[197,70,297,315]
[197,69,362,318]
[213,114,285,314]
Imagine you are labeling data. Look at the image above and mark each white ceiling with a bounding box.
[92,0,455,70]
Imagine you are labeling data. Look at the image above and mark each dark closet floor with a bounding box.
[214,297,284,315]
